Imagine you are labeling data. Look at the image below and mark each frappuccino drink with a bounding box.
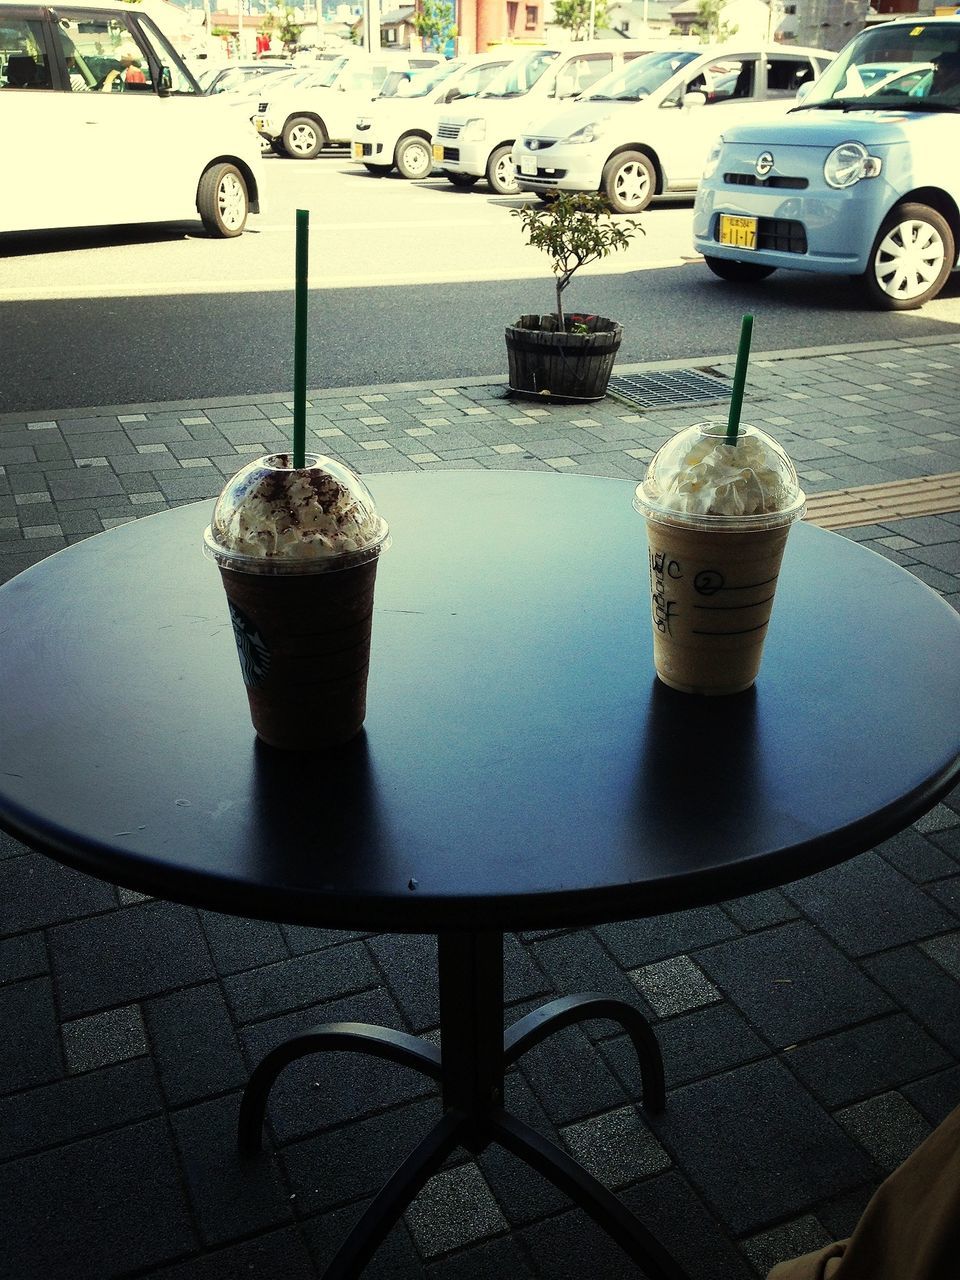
[634,422,805,696]
[203,453,389,748]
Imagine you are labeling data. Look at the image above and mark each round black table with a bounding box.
[2,471,959,1280]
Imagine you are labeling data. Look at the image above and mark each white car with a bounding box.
[0,0,263,236]
[511,44,834,213]
[253,49,444,159]
[432,39,651,195]
[351,53,512,180]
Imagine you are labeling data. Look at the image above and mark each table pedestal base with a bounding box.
[239,931,688,1280]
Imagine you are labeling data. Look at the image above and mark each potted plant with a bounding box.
[507,191,642,402]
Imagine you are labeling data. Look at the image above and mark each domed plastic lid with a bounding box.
[203,453,390,574]
[633,421,806,530]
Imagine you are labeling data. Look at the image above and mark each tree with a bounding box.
[552,0,610,42]
[276,7,302,48]
[412,0,457,53]
[693,0,738,41]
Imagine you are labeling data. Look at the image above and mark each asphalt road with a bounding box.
[2,152,960,414]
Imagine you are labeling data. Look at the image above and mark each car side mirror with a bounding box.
[682,90,707,108]
[444,86,462,102]
[158,65,172,97]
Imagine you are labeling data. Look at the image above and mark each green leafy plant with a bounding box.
[552,0,610,41]
[413,0,457,52]
[512,191,642,331]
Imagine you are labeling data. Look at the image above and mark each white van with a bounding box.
[252,49,444,159]
[0,0,263,236]
[351,53,512,179]
[432,40,650,194]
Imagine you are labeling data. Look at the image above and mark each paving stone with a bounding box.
[560,1104,671,1188]
[517,1020,630,1127]
[405,1162,509,1258]
[145,1226,318,1280]
[365,932,438,1032]
[915,802,960,833]
[222,940,379,1024]
[696,921,894,1047]
[596,909,741,969]
[901,1063,960,1126]
[199,909,289,975]
[425,1232,538,1278]
[919,929,960,981]
[302,1197,422,1277]
[170,1092,295,1246]
[281,923,368,954]
[62,1003,147,1073]
[48,900,215,1018]
[649,1058,874,1235]
[835,1090,931,1174]
[0,1118,196,1278]
[144,982,248,1106]
[863,945,960,1057]
[530,929,648,1023]
[0,976,63,1091]
[607,1001,768,1094]
[721,889,799,931]
[783,852,957,956]
[475,1072,569,1227]
[781,1012,953,1108]
[875,826,958,883]
[0,930,47,984]
[741,1215,833,1278]
[0,853,115,935]
[0,1056,161,1160]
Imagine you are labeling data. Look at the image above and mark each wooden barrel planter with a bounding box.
[505,313,623,403]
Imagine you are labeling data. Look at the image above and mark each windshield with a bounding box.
[583,49,699,101]
[800,21,960,112]
[378,61,462,99]
[480,49,559,98]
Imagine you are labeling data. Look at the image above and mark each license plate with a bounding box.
[432,144,444,163]
[253,117,266,133]
[352,142,362,159]
[519,156,537,177]
[718,214,758,250]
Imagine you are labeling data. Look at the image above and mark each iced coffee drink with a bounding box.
[203,453,389,749]
[634,422,805,696]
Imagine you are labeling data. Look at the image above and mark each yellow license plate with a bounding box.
[432,143,444,163]
[353,142,362,158]
[718,214,758,249]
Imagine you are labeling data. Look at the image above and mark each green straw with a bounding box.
[726,313,753,445]
[293,208,309,469]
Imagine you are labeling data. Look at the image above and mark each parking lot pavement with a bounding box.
[1,335,960,1279]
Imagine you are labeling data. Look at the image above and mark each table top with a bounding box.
[1,471,959,933]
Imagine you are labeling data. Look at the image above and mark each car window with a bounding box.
[57,13,153,93]
[804,21,960,111]
[1,15,52,89]
[766,55,817,97]
[686,59,755,103]
[481,49,559,98]
[453,60,510,98]
[133,18,194,94]
[582,50,699,102]
[554,52,614,99]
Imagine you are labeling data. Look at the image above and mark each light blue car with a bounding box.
[693,16,960,309]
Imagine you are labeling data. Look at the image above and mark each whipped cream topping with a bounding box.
[651,429,799,518]
[209,454,386,559]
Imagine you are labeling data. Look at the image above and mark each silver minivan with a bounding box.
[0,0,263,236]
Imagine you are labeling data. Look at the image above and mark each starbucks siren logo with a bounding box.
[227,601,271,688]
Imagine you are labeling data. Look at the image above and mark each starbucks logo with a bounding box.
[227,601,271,689]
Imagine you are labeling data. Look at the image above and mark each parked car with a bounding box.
[692,15,960,309]
[197,61,293,95]
[253,48,444,159]
[352,52,512,179]
[0,0,262,236]
[511,43,834,213]
[432,40,651,195]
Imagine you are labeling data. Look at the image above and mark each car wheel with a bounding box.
[197,163,248,238]
[282,116,326,160]
[862,202,954,310]
[601,150,655,214]
[443,170,479,189]
[703,256,776,283]
[395,135,432,180]
[486,144,519,196]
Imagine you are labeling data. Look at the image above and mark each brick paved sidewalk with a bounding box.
[2,336,960,1280]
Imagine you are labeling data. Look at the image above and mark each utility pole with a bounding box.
[363,0,381,52]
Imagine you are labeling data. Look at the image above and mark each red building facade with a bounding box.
[452,0,545,54]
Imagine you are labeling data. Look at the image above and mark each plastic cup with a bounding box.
[203,453,389,749]
[633,422,806,696]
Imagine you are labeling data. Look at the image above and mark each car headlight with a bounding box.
[461,118,486,143]
[823,141,881,189]
[701,140,723,180]
[563,118,609,145]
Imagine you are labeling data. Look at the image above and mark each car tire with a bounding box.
[703,256,776,283]
[395,135,432,180]
[486,144,519,196]
[197,163,248,238]
[862,202,954,310]
[282,116,326,160]
[601,150,655,214]
[442,171,479,189]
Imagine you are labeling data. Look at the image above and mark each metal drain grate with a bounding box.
[607,369,731,409]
